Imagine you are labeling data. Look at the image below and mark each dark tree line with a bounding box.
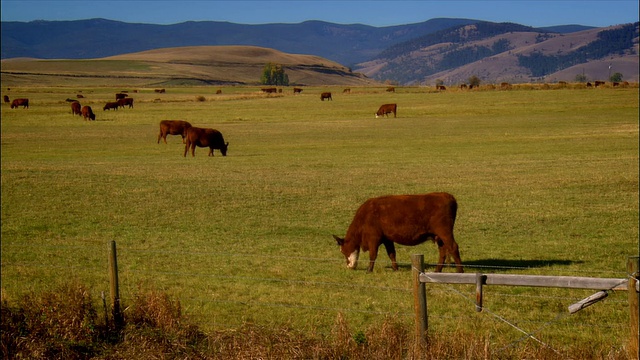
[518,23,638,77]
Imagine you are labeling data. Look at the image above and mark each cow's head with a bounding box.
[220,142,229,156]
[333,235,359,269]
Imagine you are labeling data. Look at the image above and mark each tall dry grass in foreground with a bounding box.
[1,283,633,359]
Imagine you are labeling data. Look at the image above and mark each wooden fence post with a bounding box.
[412,254,428,351]
[109,240,123,329]
[628,256,639,359]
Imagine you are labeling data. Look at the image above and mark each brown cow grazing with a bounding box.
[115,93,128,100]
[436,85,447,90]
[103,102,119,111]
[81,105,95,121]
[343,88,351,94]
[333,192,463,273]
[293,88,303,94]
[77,94,84,98]
[386,87,395,92]
[11,98,29,109]
[320,92,332,101]
[459,84,468,89]
[612,82,620,87]
[586,82,593,87]
[261,87,277,94]
[4,95,9,103]
[117,97,134,108]
[375,103,397,118]
[158,120,192,144]
[184,127,229,157]
[216,89,222,94]
[155,88,166,93]
[71,101,82,116]
[594,81,605,87]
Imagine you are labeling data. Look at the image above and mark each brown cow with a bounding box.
[333,192,463,273]
[500,82,511,90]
[115,93,128,100]
[155,89,166,93]
[375,103,397,118]
[4,95,9,103]
[293,88,303,94]
[436,85,447,90]
[594,81,605,87]
[320,92,332,101]
[216,89,222,94]
[343,88,351,94]
[386,87,395,92]
[71,101,82,116]
[117,97,134,108]
[261,87,277,94]
[11,98,29,109]
[103,102,119,111]
[81,105,95,121]
[459,84,468,90]
[158,120,192,144]
[77,94,84,98]
[184,127,229,157]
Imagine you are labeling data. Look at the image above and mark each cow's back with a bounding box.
[349,193,457,246]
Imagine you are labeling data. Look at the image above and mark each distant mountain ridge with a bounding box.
[0,18,593,66]
[2,18,637,85]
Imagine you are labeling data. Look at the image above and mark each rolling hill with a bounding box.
[1,18,637,85]
[355,22,639,85]
[0,46,378,87]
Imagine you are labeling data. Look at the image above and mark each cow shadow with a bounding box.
[394,258,580,271]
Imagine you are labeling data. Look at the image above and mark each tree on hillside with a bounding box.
[468,75,481,88]
[261,63,289,86]
[610,72,623,82]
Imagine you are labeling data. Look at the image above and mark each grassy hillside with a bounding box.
[0,46,378,87]
[1,83,638,358]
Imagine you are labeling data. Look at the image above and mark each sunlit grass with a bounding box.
[1,85,638,354]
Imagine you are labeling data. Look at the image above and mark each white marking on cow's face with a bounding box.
[346,250,359,269]
[375,113,379,118]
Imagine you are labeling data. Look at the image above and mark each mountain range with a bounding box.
[1,18,638,85]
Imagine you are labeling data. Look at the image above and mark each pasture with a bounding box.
[1,84,638,355]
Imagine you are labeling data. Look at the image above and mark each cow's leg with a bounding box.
[435,235,464,273]
[381,239,398,270]
[367,245,379,272]
[208,148,214,156]
[191,144,196,157]
[183,143,189,157]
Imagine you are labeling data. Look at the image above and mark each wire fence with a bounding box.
[1,241,633,352]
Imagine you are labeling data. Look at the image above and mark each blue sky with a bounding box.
[1,1,638,28]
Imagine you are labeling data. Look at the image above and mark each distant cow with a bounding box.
[261,87,277,94]
[386,87,395,92]
[11,98,29,109]
[375,103,397,118]
[158,120,192,144]
[216,89,222,94]
[586,82,593,87]
[612,82,620,87]
[81,105,95,121]
[117,97,134,108]
[77,94,84,98]
[459,84,468,89]
[500,82,511,90]
[155,89,166,93]
[436,85,447,90]
[184,127,229,157]
[293,88,303,94]
[320,92,332,101]
[103,102,119,111]
[115,93,128,100]
[71,101,82,116]
[594,81,605,87]
[3,95,9,103]
[333,192,463,273]
[343,88,351,94]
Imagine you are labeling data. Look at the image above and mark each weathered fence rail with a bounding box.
[411,254,639,358]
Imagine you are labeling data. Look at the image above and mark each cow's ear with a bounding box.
[332,235,344,246]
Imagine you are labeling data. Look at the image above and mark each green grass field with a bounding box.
[1,85,638,355]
